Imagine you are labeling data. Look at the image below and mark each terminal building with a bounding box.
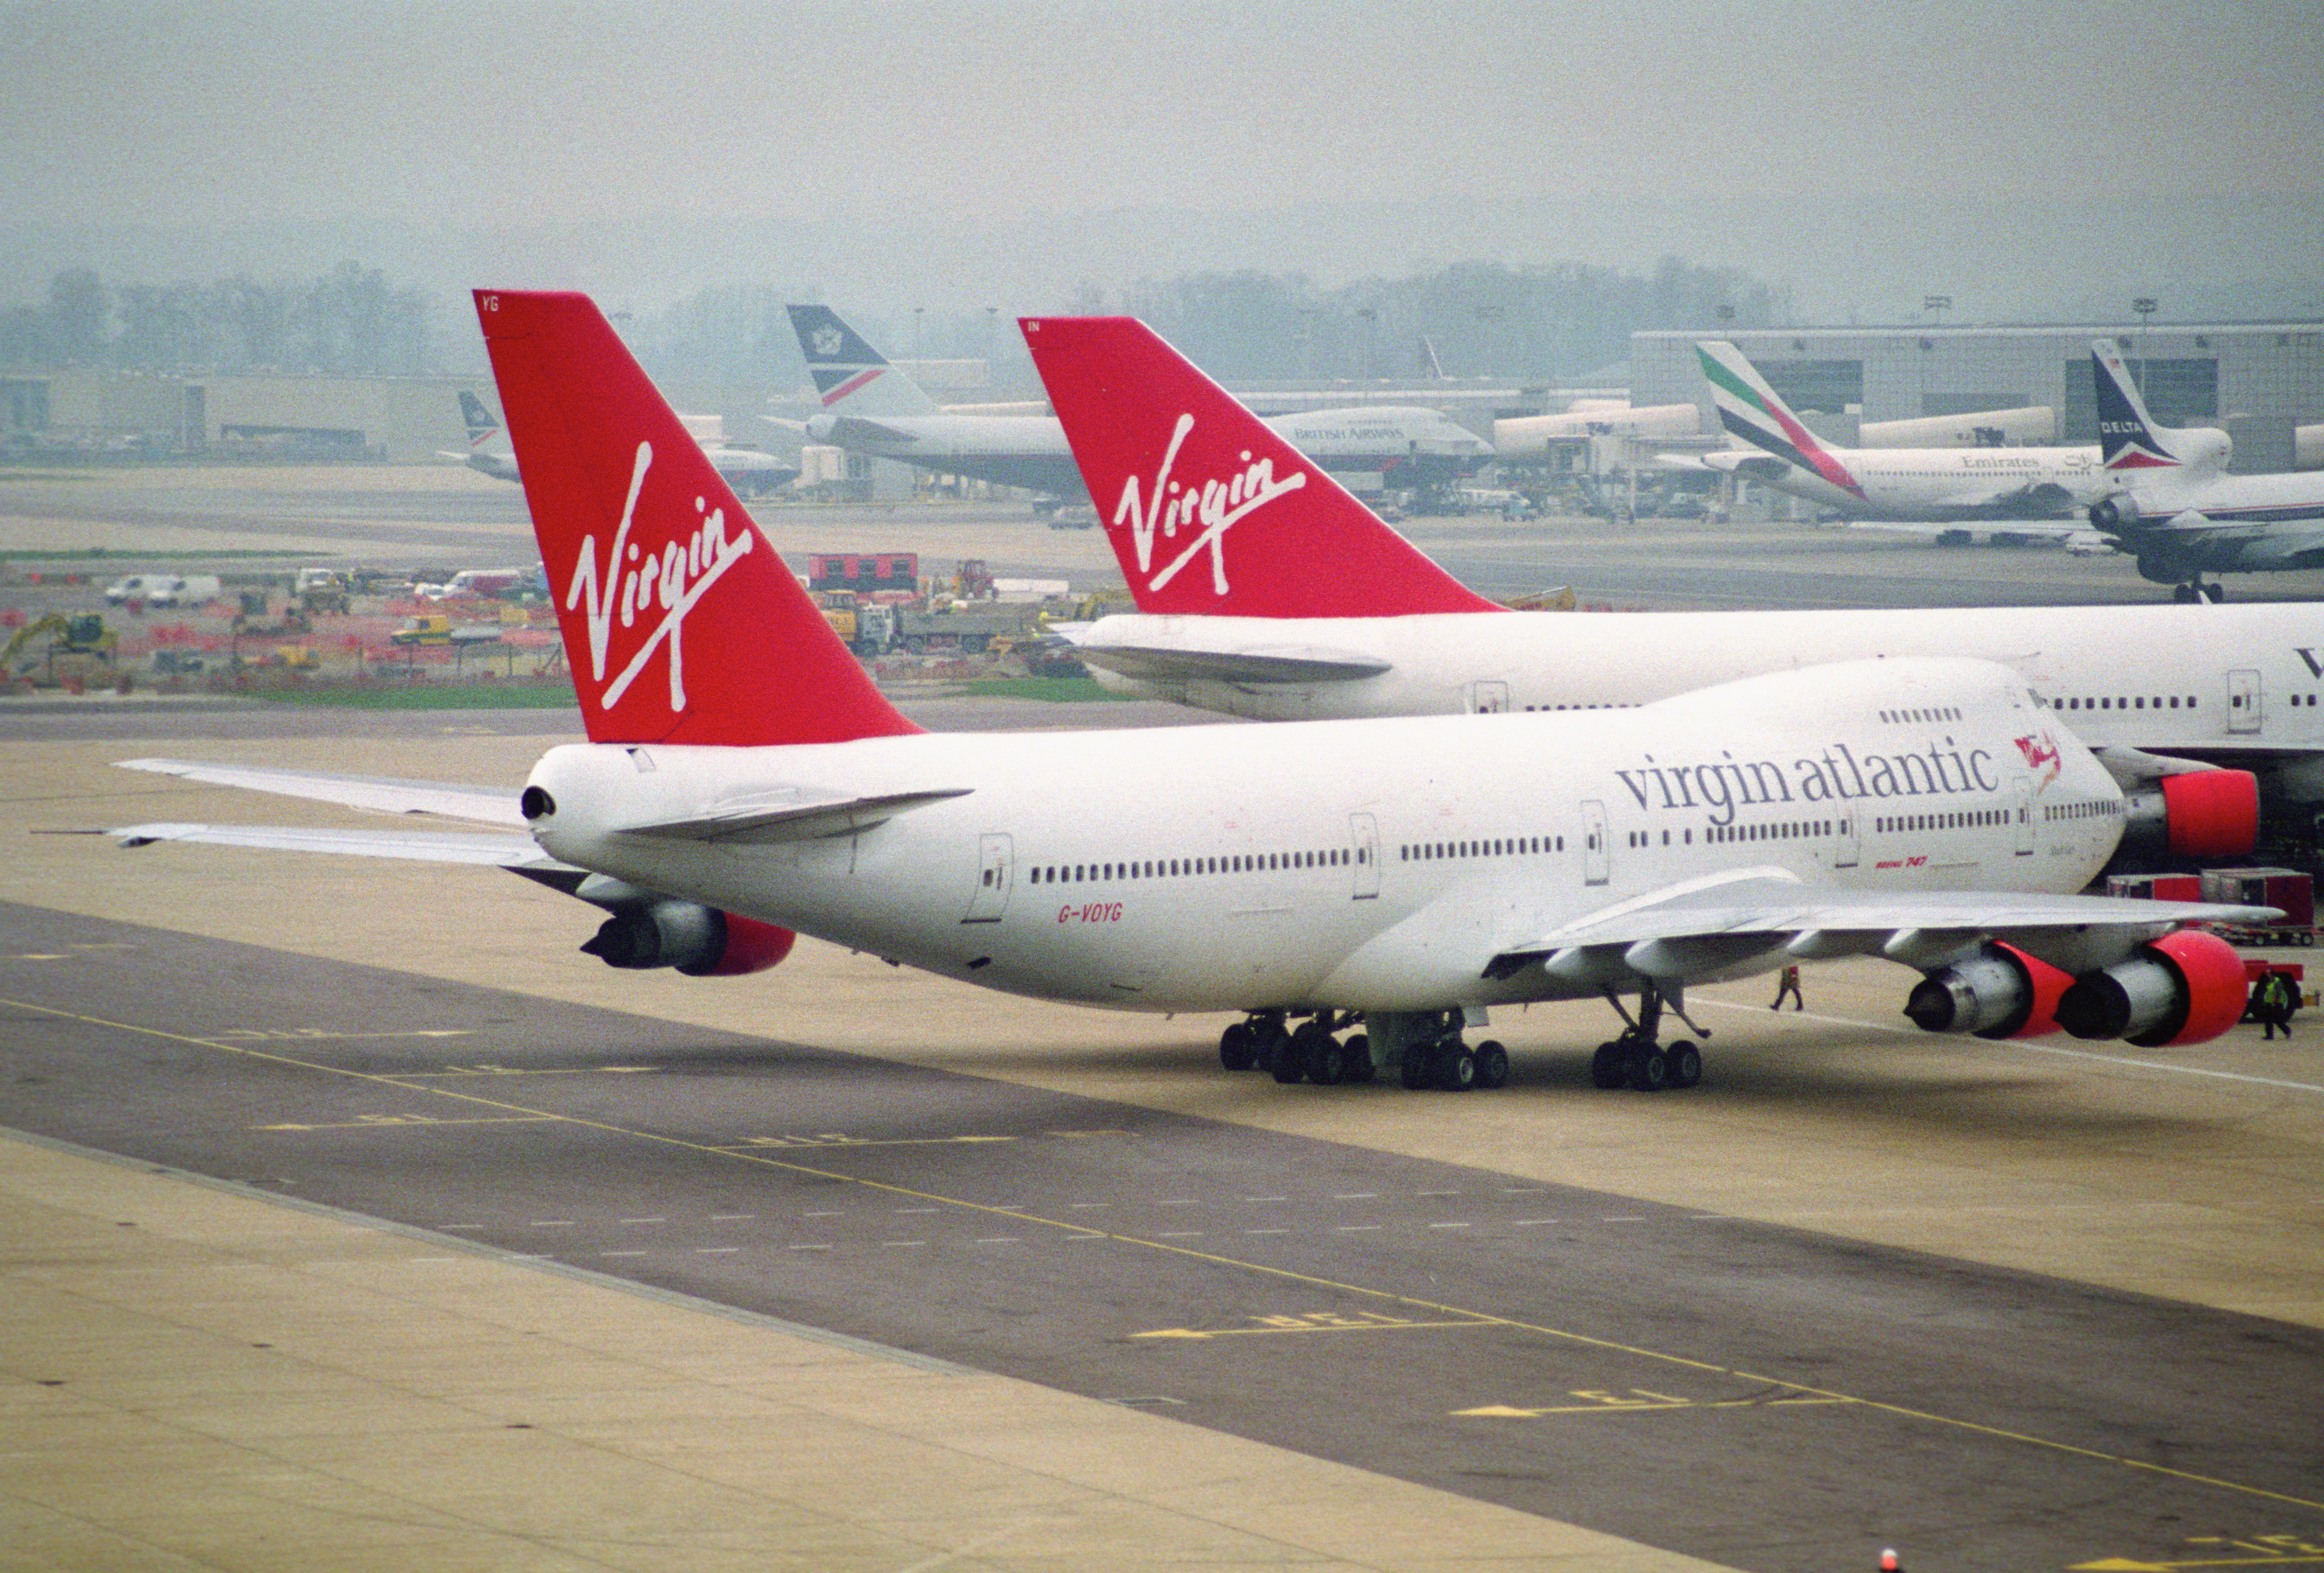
[1629,323,2324,473]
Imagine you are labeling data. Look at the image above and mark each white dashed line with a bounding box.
[974,1236,1021,1244]
[1069,1202,1108,1209]
[1514,1219,1557,1227]
[1428,1222,1472,1230]
[437,1224,483,1231]
[528,1220,575,1227]
[1157,1231,1203,1238]
[802,1210,841,1218]
[1417,1191,1460,1198]
[695,1246,740,1254]
[1157,1199,1198,1206]
[894,1207,938,1214]
[618,1217,666,1225]
[1247,1227,1292,1236]
[1331,1192,1378,1200]
[600,1249,647,1258]
[1602,1216,1646,1223]
[786,1243,829,1252]
[709,1213,754,1221]
[1335,1225,1382,1233]
[1246,1196,1288,1203]
[883,1241,927,1248]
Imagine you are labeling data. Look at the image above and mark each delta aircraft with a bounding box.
[2082,339,2324,602]
[786,304,1491,508]
[93,289,2272,1100]
[1020,316,2324,813]
[1695,340,2105,522]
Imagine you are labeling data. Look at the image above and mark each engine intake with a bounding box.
[581,900,796,976]
[2118,769,2258,860]
[1905,943,2072,1039]
[2053,929,2247,1047]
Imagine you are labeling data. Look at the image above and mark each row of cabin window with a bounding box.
[1874,808,2013,833]
[1027,847,1368,885]
[2043,799,2122,822]
[1399,835,1567,861]
[1705,819,1841,844]
[1880,706,1962,724]
[2050,694,2198,712]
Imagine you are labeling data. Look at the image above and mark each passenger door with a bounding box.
[963,833,1013,923]
[1347,812,1381,900]
[1581,800,1610,885]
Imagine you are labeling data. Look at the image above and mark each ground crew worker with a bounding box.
[1771,963,1803,1011]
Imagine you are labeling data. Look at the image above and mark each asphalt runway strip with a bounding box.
[4,899,2319,1573]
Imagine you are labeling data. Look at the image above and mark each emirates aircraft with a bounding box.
[1696,340,2106,521]
[100,291,2271,1099]
[786,304,1491,506]
[2082,339,2324,602]
[1022,317,2324,813]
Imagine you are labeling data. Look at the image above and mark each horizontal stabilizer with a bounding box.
[2238,531,2324,569]
[615,786,973,843]
[817,414,922,449]
[99,822,561,866]
[117,759,524,826]
[1072,642,1392,686]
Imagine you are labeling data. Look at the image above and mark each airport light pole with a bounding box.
[2132,297,2158,400]
[1923,294,1951,326]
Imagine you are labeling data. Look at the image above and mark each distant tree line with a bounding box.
[640,257,1786,389]
[0,263,432,376]
[1112,258,1788,384]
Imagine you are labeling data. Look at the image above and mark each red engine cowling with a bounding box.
[582,901,796,977]
[2120,770,2258,859]
[2053,928,2248,1047]
[1905,942,2075,1039]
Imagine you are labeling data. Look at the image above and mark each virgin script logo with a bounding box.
[2013,729,2063,791]
[564,441,754,713]
[1112,413,1306,595]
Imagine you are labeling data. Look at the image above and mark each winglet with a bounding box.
[1695,341,1865,499]
[475,289,918,748]
[1019,316,1502,618]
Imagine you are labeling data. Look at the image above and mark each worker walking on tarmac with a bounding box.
[1770,963,1804,1011]
[2258,970,2298,1040]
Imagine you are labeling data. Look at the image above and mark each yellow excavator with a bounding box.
[1,612,117,687]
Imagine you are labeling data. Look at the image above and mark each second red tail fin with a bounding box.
[1020,317,1502,618]
[477,290,917,748]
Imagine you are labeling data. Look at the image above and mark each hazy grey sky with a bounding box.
[5,0,2321,324]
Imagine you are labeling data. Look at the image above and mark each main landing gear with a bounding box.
[2171,578,2225,604]
[1587,982,1707,1093]
[1218,1010,1509,1092]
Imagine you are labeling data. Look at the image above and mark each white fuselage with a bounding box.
[1070,602,2324,778]
[803,406,1490,497]
[526,661,2121,1016]
[1719,444,2105,520]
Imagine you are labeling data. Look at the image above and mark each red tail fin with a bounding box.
[1020,317,1502,617]
[476,290,916,747]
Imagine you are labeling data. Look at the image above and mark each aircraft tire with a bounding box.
[1590,1043,1627,1089]
[1219,1023,1257,1072]
[1473,1040,1510,1090]
[2203,582,2225,603]
[1434,1043,1478,1092]
[2173,584,2198,603]
[1399,1047,1432,1090]
[1293,1020,1342,1085]
[1625,1044,1671,1093]
[1666,1041,1703,1089]
[1342,1034,1374,1082]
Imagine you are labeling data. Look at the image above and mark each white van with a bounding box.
[104,573,222,607]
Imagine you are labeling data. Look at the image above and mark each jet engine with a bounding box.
[2087,491,2141,533]
[2052,929,2248,1047]
[2117,769,2259,859]
[1905,943,2074,1039]
[581,899,797,976]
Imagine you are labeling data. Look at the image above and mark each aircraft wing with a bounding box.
[118,759,525,826]
[1067,638,1393,686]
[2233,530,2324,569]
[1483,869,2273,981]
[1700,450,1790,482]
[95,822,563,867]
